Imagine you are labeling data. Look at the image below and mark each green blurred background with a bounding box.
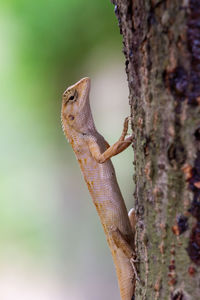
[0,1,134,299]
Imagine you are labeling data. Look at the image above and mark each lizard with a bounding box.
[61,77,137,300]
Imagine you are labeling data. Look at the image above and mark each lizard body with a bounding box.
[61,77,136,300]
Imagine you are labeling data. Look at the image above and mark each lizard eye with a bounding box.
[69,95,74,101]
[63,89,78,104]
[67,89,78,103]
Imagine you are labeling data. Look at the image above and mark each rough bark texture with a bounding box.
[111,0,200,299]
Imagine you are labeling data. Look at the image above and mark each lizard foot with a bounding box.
[130,258,141,283]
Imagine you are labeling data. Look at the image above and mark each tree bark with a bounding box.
[111,0,200,299]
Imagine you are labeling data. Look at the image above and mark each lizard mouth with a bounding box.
[76,77,91,96]
[77,77,90,85]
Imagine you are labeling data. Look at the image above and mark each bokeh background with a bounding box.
[0,1,134,299]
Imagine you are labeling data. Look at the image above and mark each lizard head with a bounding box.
[61,77,94,134]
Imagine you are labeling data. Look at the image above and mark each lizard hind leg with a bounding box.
[110,227,136,299]
[111,226,140,285]
[128,209,141,283]
[111,226,134,260]
[111,226,141,294]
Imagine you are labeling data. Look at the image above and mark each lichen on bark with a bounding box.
[111,0,200,299]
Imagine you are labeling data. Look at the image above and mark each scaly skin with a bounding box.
[61,77,136,300]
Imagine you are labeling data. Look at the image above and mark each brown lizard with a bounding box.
[61,77,137,300]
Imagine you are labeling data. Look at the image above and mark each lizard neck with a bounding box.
[78,99,97,135]
[63,115,97,144]
[80,110,96,135]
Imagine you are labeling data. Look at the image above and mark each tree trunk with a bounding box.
[111,0,200,299]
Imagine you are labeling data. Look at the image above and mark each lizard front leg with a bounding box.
[87,117,133,163]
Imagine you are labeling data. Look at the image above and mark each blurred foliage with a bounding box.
[0,0,122,254]
[2,0,120,86]
[1,0,122,140]
[0,2,131,298]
